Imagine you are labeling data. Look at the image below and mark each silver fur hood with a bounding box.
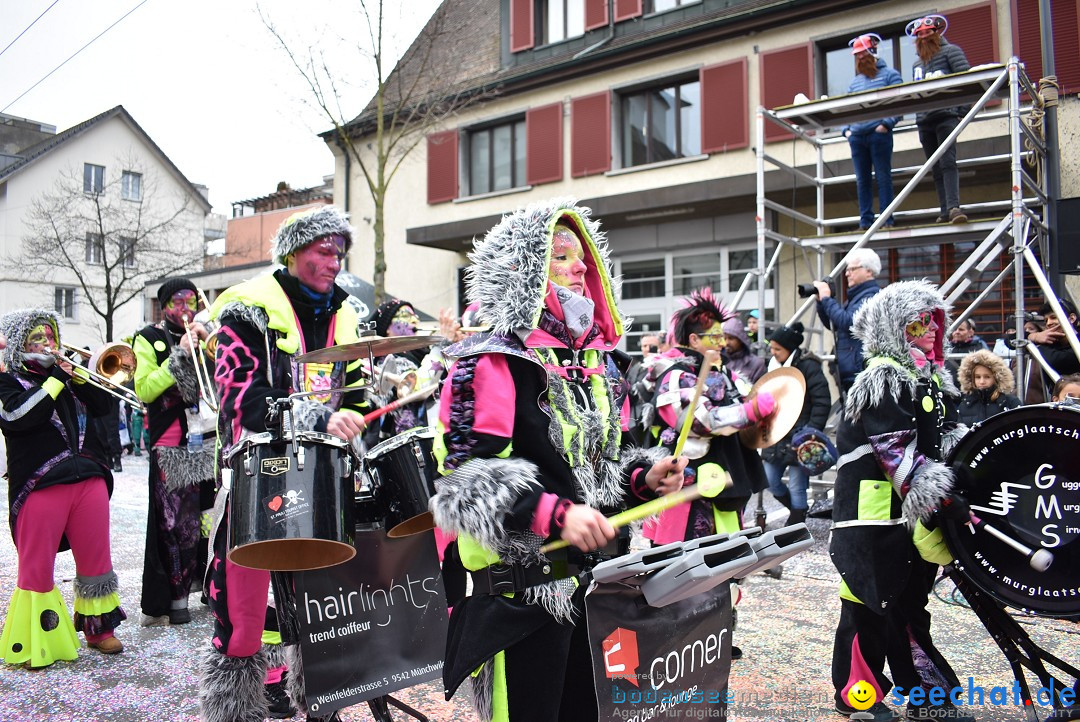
[465,197,625,337]
[853,279,952,367]
[0,308,62,373]
[271,205,353,265]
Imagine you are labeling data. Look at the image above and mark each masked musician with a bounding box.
[430,199,686,722]
[198,206,370,722]
[132,277,215,627]
[830,280,974,722]
[0,310,126,668]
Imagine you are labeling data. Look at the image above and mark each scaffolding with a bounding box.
[743,57,1080,401]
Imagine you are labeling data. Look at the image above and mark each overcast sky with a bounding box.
[0,0,441,213]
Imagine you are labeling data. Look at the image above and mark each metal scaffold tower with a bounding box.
[741,57,1080,400]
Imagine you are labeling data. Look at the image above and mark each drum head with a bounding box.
[945,404,1080,617]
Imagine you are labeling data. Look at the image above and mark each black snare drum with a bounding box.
[945,403,1080,617]
[364,427,437,538]
[227,431,357,571]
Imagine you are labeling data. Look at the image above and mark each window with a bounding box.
[119,237,136,268]
[54,287,76,320]
[468,118,526,195]
[821,28,918,98]
[621,78,701,168]
[621,258,666,299]
[121,171,142,201]
[647,0,700,13]
[83,163,104,194]
[85,233,104,264]
[538,0,584,45]
[627,314,663,360]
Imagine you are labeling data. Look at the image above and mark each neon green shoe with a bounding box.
[0,586,79,668]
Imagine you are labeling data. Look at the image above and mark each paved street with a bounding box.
[1,455,1075,721]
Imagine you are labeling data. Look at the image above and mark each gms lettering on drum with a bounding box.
[946,404,1080,617]
[603,624,729,690]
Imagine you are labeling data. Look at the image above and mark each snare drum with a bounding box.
[364,427,437,538]
[227,431,357,571]
[945,404,1080,617]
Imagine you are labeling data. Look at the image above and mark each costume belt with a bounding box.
[469,533,629,595]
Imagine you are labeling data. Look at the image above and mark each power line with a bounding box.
[1,0,150,114]
[0,0,61,61]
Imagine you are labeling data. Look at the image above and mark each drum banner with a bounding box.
[946,405,1080,617]
[296,530,449,716]
[587,582,732,721]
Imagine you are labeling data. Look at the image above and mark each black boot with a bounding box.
[266,673,297,719]
[773,492,792,509]
[787,508,807,526]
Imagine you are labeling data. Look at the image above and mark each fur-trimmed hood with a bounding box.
[465,198,624,342]
[0,308,62,373]
[958,348,1015,395]
[853,279,951,365]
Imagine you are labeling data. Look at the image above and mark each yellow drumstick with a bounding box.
[538,467,730,554]
[673,352,719,458]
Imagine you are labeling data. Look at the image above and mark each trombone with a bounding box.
[51,342,145,411]
[185,308,219,413]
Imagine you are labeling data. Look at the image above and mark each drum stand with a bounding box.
[366,695,428,722]
[947,568,1080,722]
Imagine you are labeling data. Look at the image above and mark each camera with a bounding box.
[797,279,834,298]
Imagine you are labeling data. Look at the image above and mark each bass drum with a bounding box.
[944,403,1080,617]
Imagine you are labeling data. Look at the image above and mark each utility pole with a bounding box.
[1038,0,1062,293]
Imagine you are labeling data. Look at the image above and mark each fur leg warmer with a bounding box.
[284,644,307,716]
[198,645,269,722]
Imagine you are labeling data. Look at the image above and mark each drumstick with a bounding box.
[360,384,440,425]
[968,512,1054,572]
[673,354,715,458]
[539,469,731,554]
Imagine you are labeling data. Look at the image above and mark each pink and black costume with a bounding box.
[0,309,125,668]
[431,200,664,722]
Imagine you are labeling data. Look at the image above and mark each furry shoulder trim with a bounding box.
[902,459,953,526]
[167,345,200,406]
[216,301,270,334]
[844,359,915,422]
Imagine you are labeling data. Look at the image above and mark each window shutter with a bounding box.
[760,43,813,142]
[426,130,458,204]
[700,58,749,153]
[944,2,998,67]
[614,0,642,22]
[1014,0,1080,93]
[510,0,534,53]
[585,0,608,31]
[571,92,611,177]
[527,103,563,185]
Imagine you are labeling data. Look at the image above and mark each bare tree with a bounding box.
[262,0,495,304]
[19,157,205,341]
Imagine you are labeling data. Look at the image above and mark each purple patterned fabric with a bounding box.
[443,356,481,472]
[151,460,202,598]
[867,428,921,487]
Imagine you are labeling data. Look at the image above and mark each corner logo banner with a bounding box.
[587,582,732,721]
[295,530,449,717]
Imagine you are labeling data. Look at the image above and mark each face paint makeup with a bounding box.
[25,323,57,353]
[695,321,726,351]
[548,225,587,295]
[387,305,420,337]
[905,310,938,355]
[164,289,197,326]
[290,236,346,294]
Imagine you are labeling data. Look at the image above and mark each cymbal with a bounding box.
[739,367,807,449]
[295,335,445,363]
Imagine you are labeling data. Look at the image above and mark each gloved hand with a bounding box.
[949,464,978,496]
[936,492,971,525]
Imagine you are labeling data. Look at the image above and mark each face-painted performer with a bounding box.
[198,206,372,722]
[430,199,687,722]
[0,309,127,667]
[908,13,971,225]
[131,277,216,631]
[370,298,428,438]
[829,279,976,722]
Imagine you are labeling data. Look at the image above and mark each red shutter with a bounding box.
[944,1,998,67]
[760,43,813,142]
[614,0,642,22]
[1013,0,1080,94]
[527,103,563,185]
[571,91,611,177]
[585,0,608,31]
[426,131,458,204]
[510,0,534,53]
[700,58,749,153]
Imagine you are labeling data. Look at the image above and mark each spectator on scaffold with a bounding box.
[842,33,904,231]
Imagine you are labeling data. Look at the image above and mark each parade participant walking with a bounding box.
[829,280,975,722]
[430,199,686,722]
[0,309,126,668]
[760,322,832,526]
[198,206,370,722]
[909,14,971,225]
[842,33,903,230]
[132,277,216,627]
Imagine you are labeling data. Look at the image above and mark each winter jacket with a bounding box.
[816,279,881,387]
[761,349,833,466]
[722,317,765,384]
[914,41,971,125]
[843,59,904,135]
[132,322,200,446]
[956,349,1021,426]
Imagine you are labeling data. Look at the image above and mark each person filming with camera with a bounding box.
[813,248,882,394]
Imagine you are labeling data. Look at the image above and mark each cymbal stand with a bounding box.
[947,567,1079,721]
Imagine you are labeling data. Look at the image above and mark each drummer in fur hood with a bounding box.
[430,198,687,722]
[829,279,976,722]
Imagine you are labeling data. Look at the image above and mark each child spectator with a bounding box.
[1051,373,1080,402]
[956,349,1021,426]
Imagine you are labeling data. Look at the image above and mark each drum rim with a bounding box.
[224,429,352,463]
[364,426,435,458]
